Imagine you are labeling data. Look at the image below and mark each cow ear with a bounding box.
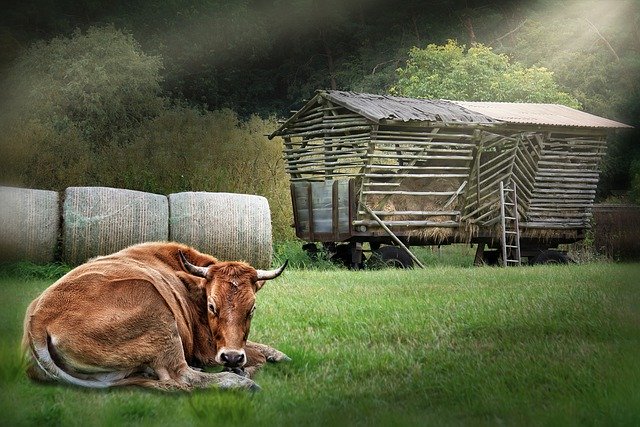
[254,280,267,291]
[176,271,206,301]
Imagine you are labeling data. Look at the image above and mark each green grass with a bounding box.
[1,262,639,426]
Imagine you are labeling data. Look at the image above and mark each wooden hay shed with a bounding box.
[270,90,631,266]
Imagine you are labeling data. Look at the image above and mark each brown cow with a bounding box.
[22,242,288,391]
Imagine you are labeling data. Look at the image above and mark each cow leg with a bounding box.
[152,323,258,391]
[139,366,258,391]
[115,368,257,391]
[238,341,291,379]
[179,368,259,391]
[111,322,258,391]
[246,341,291,363]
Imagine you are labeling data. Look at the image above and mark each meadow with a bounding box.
[0,252,638,426]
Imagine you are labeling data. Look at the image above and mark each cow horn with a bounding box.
[179,250,210,278]
[256,260,288,281]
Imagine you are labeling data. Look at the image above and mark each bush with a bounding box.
[592,204,640,261]
[91,108,293,240]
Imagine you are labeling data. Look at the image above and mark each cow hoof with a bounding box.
[217,372,259,391]
[267,350,291,363]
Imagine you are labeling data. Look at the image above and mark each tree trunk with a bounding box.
[320,27,338,90]
[464,15,476,44]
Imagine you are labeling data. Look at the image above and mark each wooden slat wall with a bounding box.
[462,130,544,227]
[281,102,371,181]
[512,133,544,216]
[356,126,476,227]
[463,131,517,225]
[523,134,606,229]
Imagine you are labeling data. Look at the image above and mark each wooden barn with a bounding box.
[270,90,631,267]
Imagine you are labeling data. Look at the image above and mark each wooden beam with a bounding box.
[360,203,426,269]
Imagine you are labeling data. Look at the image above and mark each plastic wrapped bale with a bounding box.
[169,192,273,268]
[63,187,169,265]
[0,186,59,263]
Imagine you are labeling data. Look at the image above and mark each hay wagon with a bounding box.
[270,90,631,267]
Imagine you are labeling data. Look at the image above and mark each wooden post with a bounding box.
[361,203,426,269]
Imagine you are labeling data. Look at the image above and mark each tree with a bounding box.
[2,25,165,148]
[0,26,165,189]
[391,40,581,108]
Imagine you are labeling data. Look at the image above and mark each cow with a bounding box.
[22,242,289,391]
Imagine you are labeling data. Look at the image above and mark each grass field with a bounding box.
[1,258,639,426]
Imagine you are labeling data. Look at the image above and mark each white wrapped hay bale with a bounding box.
[63,187,168,265]
[0,186,59,263]
[169,192,272,268]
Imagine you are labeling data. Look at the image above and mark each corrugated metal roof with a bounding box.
[322,90,498,124]
[452,101,632,129]
[270,91,631,138]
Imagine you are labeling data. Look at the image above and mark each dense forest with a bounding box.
[0,0,639,238]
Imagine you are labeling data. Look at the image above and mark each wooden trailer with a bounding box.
[269,90,631,267]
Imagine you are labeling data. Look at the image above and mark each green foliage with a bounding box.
[92,107,294,239]
[272,241,339,270]
[1,264,639,425]
[506,2,640,119]
[0,25,164,189]
[503,1,640,197]
[2,25,164,148]
[392,40,581,107]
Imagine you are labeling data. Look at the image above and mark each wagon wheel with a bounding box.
[532,250,570,265]
[324,242,365,269]
[367,245,414,269]
[481,249,501,266]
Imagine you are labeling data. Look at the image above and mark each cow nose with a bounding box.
[220,350,245,367]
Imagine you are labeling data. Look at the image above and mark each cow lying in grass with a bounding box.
[22,242,289,391]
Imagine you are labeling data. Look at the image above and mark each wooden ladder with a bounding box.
[499,181,521,267]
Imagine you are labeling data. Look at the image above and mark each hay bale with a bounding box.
[0,186,59,263]
[63,187,168,265]
[169,192,272,268]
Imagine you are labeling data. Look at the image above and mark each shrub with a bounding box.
[91,108,294,240]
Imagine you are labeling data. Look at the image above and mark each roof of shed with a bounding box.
[270,90,631,138]
[453,101,632,129]
[322,90,498,124]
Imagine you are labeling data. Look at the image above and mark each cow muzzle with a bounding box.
[217,348,246,368]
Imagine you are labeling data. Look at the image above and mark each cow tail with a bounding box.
[26,323,114,389]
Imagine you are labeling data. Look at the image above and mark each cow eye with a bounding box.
[208,302,217,315]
